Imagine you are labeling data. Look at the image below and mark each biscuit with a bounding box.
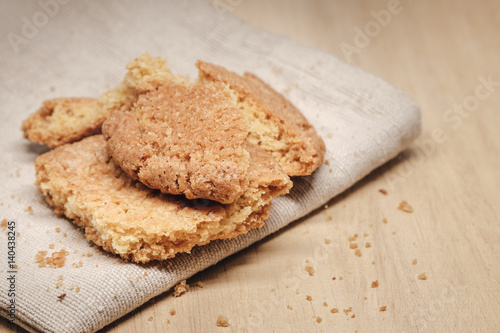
[22,54,183,147]
[102,81,250,204]
[21,98,100,148]
[197,61,325,176]
[35,135,291,263]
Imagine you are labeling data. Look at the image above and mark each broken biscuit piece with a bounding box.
[102,81,250,204]
[197,60,325,176]
[34,135,291,263]
[22,54,184,148]
[22,98,100,148]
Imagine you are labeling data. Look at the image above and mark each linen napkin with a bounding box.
[0,1,420,332]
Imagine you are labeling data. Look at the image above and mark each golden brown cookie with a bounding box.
[35,135,291,263]
[22,54,183,148]
[197,61,326,176]
[102,81,250,204]
[21,98,100,148]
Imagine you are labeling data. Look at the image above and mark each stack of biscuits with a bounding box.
[22,54,325,263]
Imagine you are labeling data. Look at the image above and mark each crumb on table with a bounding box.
[398,200,413,213]
[216,315,229,327]
[418,273,427,280]
[371,280,379,288]
[305,265,315,276]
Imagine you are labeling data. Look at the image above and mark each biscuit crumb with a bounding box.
[56,275,63,289]
[324,160,330,166]
[323,302,328,307]
[351,314,355,318]
[170,310,176,316]
[287,305,293,310]
[418,273,427,280]
[216,315,229,327]
[36,249,68,268]
[148,316,154,322]
[326,215,332,221]
[379,189,388,195]
[305,265,315,276]
[371,280,379,288]
[365,242,371,248]
[25,206,34,215]
[383,218,388,224]
[0,219,7,231]
[49,244,54,249]
[330,308,339,314]
[57,293,66,301]
[412,259,418,265]
[343,307,353,315]
[398,200,413,213]
[76,287,80,292]
[196,281,205,288]
[72,261,83,268]
[380,306,387,312]
[332,277,336,280]
[339,276,343,280]
[316,317,322,323]
[348,234,358,242]
[349,243,358,249]
[55,227,61,233]
[173,280,189,297]
[306,295,312,301]
[324,238,331,244]
[354,249,362,257]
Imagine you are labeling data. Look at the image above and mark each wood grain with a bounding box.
[2,0,499,332]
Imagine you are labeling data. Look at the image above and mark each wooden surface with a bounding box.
[2,0,500,332]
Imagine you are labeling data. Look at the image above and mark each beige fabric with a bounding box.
[0,1,420,332]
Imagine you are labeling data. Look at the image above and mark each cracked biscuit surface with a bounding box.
[35,135,291,263]
[102,81,250,204]
[197,61,325,176]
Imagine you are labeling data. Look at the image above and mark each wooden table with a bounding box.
[2,0,499,332]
